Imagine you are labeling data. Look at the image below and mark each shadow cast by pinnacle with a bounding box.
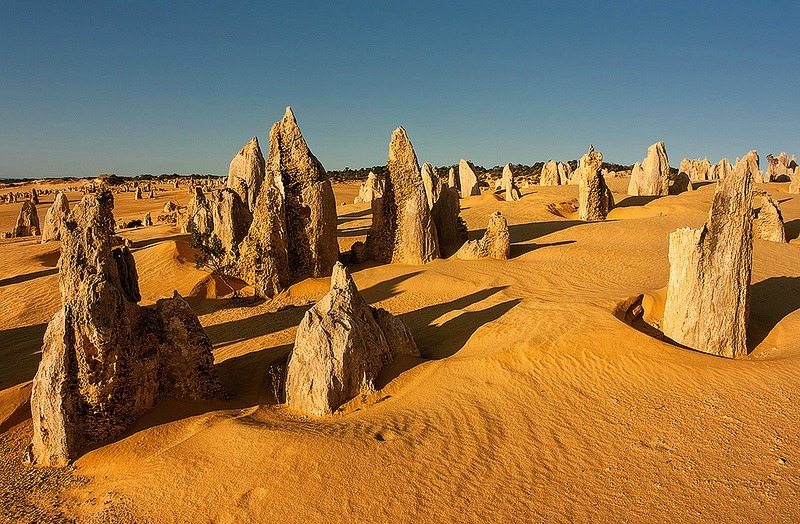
[614,195,661,208]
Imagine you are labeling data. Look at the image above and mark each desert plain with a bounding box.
[1,155,799,523]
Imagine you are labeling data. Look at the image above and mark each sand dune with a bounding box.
[1,178,799,522]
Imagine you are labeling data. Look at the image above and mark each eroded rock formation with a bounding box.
[365,127,440,265]
[577,147,613,221]
[26,190,222,467]
[13,200,39,237]
[754,193,786,243]
[456,211,510,260]
[227,136,266,211]
[458,159,481,197]
[285,262,419,416]
[662,156,754,358]
[212,189,252,252]
[353,172,384,204]
[540,160,560,186]
[628,142,670,196]
[41,192,70,243]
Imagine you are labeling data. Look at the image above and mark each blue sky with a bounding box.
[0,1,798,178]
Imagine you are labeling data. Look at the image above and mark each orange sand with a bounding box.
[1,178,799,522]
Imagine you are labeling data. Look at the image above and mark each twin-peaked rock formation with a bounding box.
[662,155,754,358]
[236,107,339,297]
[363,128,466,264]
[628,142,670,196]
[286,262,419,416]
[26,190,222,467]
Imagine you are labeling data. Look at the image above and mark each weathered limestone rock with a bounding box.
[41,192,70,243]
[148,190,155,199]
[501,164,521,201]
[227,136,266,211]
[668,172,693,194]
[754,193,786,243]
[270,107,339,280]
[540,160,560,186]
[458,159,481,197]
[182,187,214,235]
[627,142,670,196]
[285,262,419,416]
[431,182,468,250]
[712,158,732,180]
[353,172,384,204]
[26,190,221,467]
[448,167,458,191]
[456,211,510,260]
[31,188,39,205]
[163,200,177,213]
[235,170,289,298]
[766,152,795,182]
[559,162,574,185]
[144,212,153,226]
[740,151,764,183]
[789,167,800,194]
[134,187,143,200]
[365,127,440,265]
[421,163,440,210]
[577,147,614,221]
[662,156,754,358]
[679,158,712,181]
[212,188,253,253]
[13,200,40,237]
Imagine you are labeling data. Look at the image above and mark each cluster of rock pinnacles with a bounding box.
[22,106,793,467]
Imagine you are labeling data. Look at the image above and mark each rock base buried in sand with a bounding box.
[285,262,419,416]
[662,154,754,358]
[456,211,510,260]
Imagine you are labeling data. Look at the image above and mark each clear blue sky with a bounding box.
[1,1,798,178]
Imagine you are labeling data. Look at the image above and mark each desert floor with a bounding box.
[1,178,799,523]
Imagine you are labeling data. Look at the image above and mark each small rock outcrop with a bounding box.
[740,151,763,183]
[765,152,795,182]
[41,192,70,243]
[365,127,440,265]
[679,158,712,181]
[500,164,521,201]
[26,190,222,467]
[431,181,468,250]
[577,147,614,221]
[456,211,510,260]
[628,142,670,196]
[712,158,732,180]
[285,262,419,416]
[353,172,384,204]
[13,200,40,237]
[540,160,560,186]
[134,187,143,200]
[661,156,754,358]
[144,212,153,226]
[754,193,786,243]
[458,159,481,197]
[227,136,266,211]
